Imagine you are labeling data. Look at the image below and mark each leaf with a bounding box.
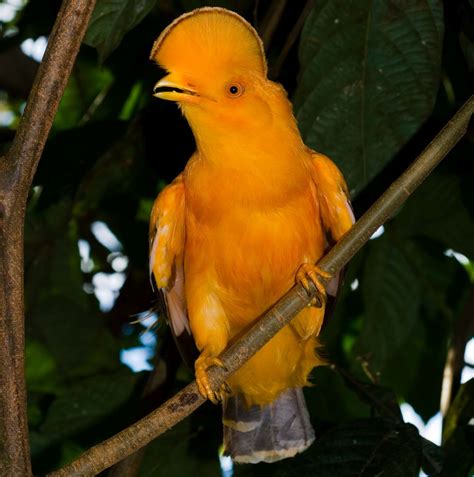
[275,419,421,477]
[179,0,254,12]
[295,0,444,196]
[25,339,60,395]
[25,200,122,377]
[398,173,474,260]
[40,371,136,437]
[443,379,474,443]
[336,368,402,421]
[305,367,371,423]
[441,380,474,476]
[421,437,444,476]
[53,61,114,130]
[84,0,158,61]
[356,231,421,370]
[139,417,221,477]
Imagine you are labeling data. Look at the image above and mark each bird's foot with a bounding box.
[195,356,230,404]
[296,263,331,307]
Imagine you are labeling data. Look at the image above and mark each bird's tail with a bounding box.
[222,388,315,464]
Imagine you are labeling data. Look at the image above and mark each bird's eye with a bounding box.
[225,82,244,98]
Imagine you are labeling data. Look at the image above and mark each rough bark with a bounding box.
[0,1,97,475]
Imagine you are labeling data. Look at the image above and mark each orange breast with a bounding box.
[184,164,325,333]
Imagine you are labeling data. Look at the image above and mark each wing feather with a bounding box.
[310,151,355,319]
[149,174,190,337]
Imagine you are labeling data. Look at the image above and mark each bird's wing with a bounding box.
[149,174,197,364]
[309,151,355,311]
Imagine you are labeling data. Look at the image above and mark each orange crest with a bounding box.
[150,7,267,78]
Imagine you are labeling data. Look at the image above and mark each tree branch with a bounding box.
[440,284,474,418]
[259,0,288,49]
[0,0,96,475]
[47,95,473,477]
[270,0,314,78]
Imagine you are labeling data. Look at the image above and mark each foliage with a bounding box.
[0,0,473,475]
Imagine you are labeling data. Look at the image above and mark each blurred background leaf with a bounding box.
[84,0,159,62]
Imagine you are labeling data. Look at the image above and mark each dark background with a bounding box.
[0,0,473,475]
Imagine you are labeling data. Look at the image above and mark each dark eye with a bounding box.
[225,82,244,98]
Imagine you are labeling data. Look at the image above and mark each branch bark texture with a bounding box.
[0,0,96,475]
[48,96,473,477]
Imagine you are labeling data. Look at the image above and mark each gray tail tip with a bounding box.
[223,388,315,464]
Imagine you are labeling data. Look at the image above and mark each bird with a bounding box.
[148,7,354,464]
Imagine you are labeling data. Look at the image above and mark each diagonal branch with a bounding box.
[0,0,97,475]
[47,95,473,477]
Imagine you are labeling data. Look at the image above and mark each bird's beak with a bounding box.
[153,73,199,102]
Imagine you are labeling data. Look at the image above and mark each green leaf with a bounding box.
[53,61,113,130]
[295,0,444,196]
[139,419,221,477]
[84,0,158,61]
[25,200,122,377]
[441,380,474,477]
[40,371,136,437]
[178,0,254,13]
[25,339,60,395]
[398,173,474,260]
[356,231,421,370]
[275,419,421,477]
[421,437,444,476]
[336,368,402,421]
[443,379,474,443]
[305,367,371,423]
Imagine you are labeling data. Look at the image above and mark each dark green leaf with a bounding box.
[179,0,253,12]
[295,0,444,196]
[40,371,136,437]
[275,419,421,477]
[25,339,60,395]
[139,419,221,477]
[336,368,402,421]
[398,173,474,260]
[441,379,474,477]
[440,380,474,477]
[305,367,371,423]
[25,201,122,377]
[356,231,421,370]
[84,0,158,61]
[443,379,474,443]
[421,437,444,476]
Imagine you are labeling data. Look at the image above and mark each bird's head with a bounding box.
[150,8,295,144]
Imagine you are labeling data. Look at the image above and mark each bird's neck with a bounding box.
[191,119,306,175]
[183,121,311,214]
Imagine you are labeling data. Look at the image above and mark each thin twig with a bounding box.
[0,0,97,475]
[271,0,314,78]
[259,0,288,49]
[47,96,473,477]
[440,285,474,417]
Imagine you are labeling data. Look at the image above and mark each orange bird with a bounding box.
[149,7,354,463]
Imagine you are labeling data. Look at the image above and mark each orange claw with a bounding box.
[195,355,229,404]
[296,263,331,307]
